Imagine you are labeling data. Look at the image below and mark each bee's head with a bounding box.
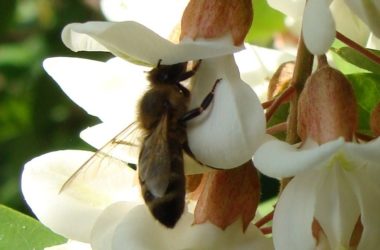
[147,60,188,85]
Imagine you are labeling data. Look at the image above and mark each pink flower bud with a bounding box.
[298,65,357,144]
[180,0,253,45]
[193,161,260,231]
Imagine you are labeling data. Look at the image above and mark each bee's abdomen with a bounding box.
[142,142,186,228]
[142,172,185,228]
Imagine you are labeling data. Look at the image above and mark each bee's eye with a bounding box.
[159,73,168,82]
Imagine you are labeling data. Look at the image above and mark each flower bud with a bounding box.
[180,0,253,45]
[298,65,358,144]
[370,102,380,137]
[267,61,295,100]
[193,161,260,231]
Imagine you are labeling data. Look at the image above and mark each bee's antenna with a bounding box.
[157,59,163,68]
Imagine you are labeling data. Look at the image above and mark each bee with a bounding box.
[60,59,219,228]
[138,60,219,227]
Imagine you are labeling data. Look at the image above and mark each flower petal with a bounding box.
[273,170,319,250]
[234,44,295,101]
[314,165,360,249]
[62,21,243,65]
[100,0,187,38]
[344,0,380,37]
[43,57,148,123]
[45,241,91,250]
[187,55,266,169]
[302,0,335,55]
[22,150,139,241]
[344,137,380,165]
[267,0,305,19]
[254,137,345,178]
[330,0,370,46]
[91,203,273,250]
[348,169,380,249]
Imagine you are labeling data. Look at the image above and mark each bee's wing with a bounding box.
[60,122,141,192]
[138,114,171,198]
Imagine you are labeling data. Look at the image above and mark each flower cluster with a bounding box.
[21,0,380,250]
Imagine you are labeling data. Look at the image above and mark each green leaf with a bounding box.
[267,103,289,141]
[0,205,66,250]
[331,47,380,74]
[347,73,380,135]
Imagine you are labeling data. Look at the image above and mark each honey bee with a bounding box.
[138,60,219,227]
[61,59,219,228]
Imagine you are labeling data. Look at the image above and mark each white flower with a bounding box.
[45,240,91,250]
[60,20,266,168]
[254,137,380,249]
[22,150,273,250]
[100,0,188,38]
[268,0,380,54]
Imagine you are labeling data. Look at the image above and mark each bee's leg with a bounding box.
[180,78,221,122]
[182,142,203,164]
[178,60,202,81]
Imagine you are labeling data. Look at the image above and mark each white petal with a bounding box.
[45,240,91,250]
[344,137,380,165]
[91,203,273,250]
[267,0,306,19]
[366,33,380,49]
[62,21,243,65]
[273,170,319,250]
[234,45,295,101]
[314,165,360,249]
[348,169,380,249]
[302,0,335,55]
[100,0,187,38]
[43,57,148,123]
[344,0,380,37]
[22,150,139,241]
[331,0,370,46]
[187,55,266,169]
[254,137,345,178]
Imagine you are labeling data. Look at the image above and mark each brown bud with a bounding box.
[267,61,295,100]
[298,65,357,144]
[193,161,260,231]
[370,102,380,137]
[180,0,253,46]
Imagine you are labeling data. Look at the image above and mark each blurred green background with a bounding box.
[0,0,107,215]
[0,0,284,216]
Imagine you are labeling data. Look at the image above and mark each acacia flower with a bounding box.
[268,0,380,54]
[254,60,380,249]
[254,137,380,249]
[61,20,266,168]
[22,150,273,250]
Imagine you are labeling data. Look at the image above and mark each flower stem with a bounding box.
[286,35,314,144]
[266,122,288,135]
[255,210,274,228]
[260,226,272,235]
[336,31,380,65]
[281,33,314,190]
[265,86,295,122]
